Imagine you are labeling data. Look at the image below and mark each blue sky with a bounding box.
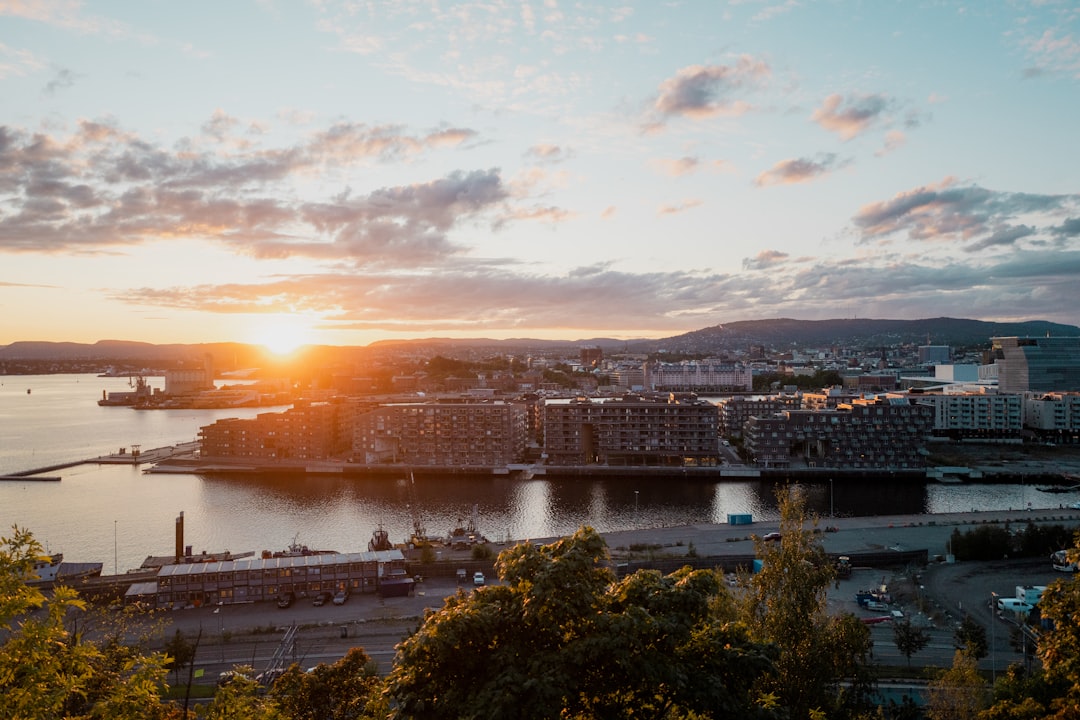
[1,1,1078,349]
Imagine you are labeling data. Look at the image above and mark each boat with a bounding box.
[26,553,63,585]
[368,526,394,552]
[262,534,337,559]
[446,504,487,549]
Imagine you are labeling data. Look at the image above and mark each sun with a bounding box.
[249,315,314,356]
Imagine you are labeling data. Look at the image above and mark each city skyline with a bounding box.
[2,1,1078,352]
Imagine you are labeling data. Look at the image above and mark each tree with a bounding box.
[954,615,988,660]
[270,647,387,720]
[163,629,196,686]
[203,666,281,720]
[740,486,875,719]
[892,617,930,666]
[384,526,778,719]
[925,650,988,720]
[1029,534,1080,717]
[0,525,173,720]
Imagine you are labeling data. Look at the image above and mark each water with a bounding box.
[0,374,1072,573]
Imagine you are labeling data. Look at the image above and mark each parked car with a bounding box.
[332,588,349,605]
[312,591,332,606]
[276,591,294,608]
[762,532,782,542]
[473,571,485,586]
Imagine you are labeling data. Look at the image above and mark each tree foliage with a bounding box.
[954,615,989,661]
[0,525,173,720]
[892,617,930,666]
[740,486,875,719]
[270,647,387,720]
[925,650,987,720]
[384,526,778,719]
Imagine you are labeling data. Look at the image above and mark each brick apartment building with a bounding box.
[543,394,719,466]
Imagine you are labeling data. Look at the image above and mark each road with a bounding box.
[148,508,1078,688]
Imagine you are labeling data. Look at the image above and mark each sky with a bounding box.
[1,1,1079,351]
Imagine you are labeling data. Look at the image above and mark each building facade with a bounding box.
[744,397,933,470]
[914,391,1023,439]
[199,400,353,461]
[152,549,407,608]
[1023,392,1080,442]
[644,360,753,392]
[352,400,527,467]
[993,336,1080,393]
[717,395,800,438]
[543,394,719,466]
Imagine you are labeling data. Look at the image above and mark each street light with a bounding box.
[829,478,834,518]
[990,591,998,684]
[113,520,117,576]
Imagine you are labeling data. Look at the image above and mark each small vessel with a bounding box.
[368,526,393,552]
[262,534,336,559]
[26,553,63,584]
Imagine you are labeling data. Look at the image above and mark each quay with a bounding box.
[4,441,200,479]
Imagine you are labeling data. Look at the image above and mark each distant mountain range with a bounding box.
[1,317,1077,366]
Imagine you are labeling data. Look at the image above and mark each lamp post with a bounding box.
[113,520,117,576]
[990,591,998,684]
[829,478,834,518]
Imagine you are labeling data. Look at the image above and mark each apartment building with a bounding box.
[744,396,933,470]
[543,394,719,466]
[717,395,801,438]
[1023,392,1080,442]
[352,400,527,467]
[644,360,753,392]
[199,399,352,461]
[913,390,1023,439]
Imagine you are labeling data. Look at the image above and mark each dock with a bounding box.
[3,441,200,479]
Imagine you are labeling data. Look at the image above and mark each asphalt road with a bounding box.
[152,507,1079,686]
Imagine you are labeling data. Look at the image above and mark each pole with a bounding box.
[113,520,117,576]
[991,591,998,684]
[829,478,834,518]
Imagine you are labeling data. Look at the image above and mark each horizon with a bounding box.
[2,3,1078,352]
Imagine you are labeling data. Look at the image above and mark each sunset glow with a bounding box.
[1,3,1078,345]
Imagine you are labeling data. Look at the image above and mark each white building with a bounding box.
[644,360,752,392]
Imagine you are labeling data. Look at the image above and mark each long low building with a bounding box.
[148,549,409,608]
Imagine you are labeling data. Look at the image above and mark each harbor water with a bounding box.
[0,374,1071,574]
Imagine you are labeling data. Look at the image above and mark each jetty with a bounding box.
[2,441,200,480]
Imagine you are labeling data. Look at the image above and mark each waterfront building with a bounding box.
[912,389,1023,440]
[644,360,753,392]
[542,393,719,466]
[164,354,214,395]
[717,395,800,438]
[1023,392,1080,442]
[151,549,408,608]
[992,336,1080,393]
[199,399,352,461]
[352,399,527,467]
[743,396,934,470]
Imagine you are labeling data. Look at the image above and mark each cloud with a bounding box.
[652,56,770,120]
[755,154,840,186]
[0,119,501,263]
[852,178,1080,249]
[811,93,891,140]
[742,249,789,270]
[1022,27,1080,79]
[652,156,699,177]
[525,144,570,163]
[875,130,906,157]
[657,198,703,215]
[1051,217,1080,238]
[0,42,45,78]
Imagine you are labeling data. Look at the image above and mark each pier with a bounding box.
[2,441,200,480]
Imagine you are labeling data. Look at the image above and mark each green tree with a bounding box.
[384,526,778,719]
[0,525,173,720]
[203,666,281,720]
[981,664,1065,720]
[163,629,197,687]
[1029,536,1080,718]
[740,486,875,719]
[270,647,387,720]
[954,615,989,660]
[892,617,930,666]
[925,650,988,720]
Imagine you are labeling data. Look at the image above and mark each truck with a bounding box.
[1016,585,1046,605]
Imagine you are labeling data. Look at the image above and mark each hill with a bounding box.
[2,317,1077,368]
